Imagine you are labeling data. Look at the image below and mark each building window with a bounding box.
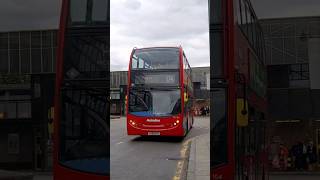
[9,33,19,50]
[10,49,20,73]
[6,102,17,119]
[17,102,31,118]
[31,32,41,49]
[0,50,8,73]
[20,32,30,49]
[110,92,120,100]
[31,49,41,73]
[42,48,52,72]
[21,49,31,73]
[0,33,8,49]
[289,63,309,80]
[42,31,52,48]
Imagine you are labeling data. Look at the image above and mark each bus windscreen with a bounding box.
[129,89,181,116]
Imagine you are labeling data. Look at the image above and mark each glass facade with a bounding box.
[0,30,57,74]
[261,17,320,65]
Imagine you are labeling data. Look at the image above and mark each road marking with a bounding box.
[116,142,124,145]
[172,139,192,180]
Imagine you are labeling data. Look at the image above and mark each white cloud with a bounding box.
[110,0,210,71]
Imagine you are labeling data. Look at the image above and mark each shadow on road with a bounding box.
[131,136,184,143]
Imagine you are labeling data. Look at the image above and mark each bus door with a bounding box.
[184,85,192,130]
[211,86,229,177]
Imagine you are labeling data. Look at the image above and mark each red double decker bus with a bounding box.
[210,0,268,179]
[127,47,194,137]
[54,0,109,179]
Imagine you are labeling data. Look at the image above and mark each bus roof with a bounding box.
[132,46,181,51]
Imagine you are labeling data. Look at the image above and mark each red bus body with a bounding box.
[210,0,268,179]
[54,0,109,179]
[127,47,194,137]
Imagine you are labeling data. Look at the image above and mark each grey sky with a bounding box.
[111,0,320,71]
[0,0,61,32]
[251,0,320,18]
[0,0,319,71]
[110,0,209,71]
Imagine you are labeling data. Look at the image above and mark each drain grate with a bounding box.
[166,157,185,161]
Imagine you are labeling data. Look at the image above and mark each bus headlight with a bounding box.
[173,123,177,126]
[176,120,180,124]
[129,120,136,126]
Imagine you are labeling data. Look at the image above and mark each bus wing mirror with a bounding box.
[237,98,248,127]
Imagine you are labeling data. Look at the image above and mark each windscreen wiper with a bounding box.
[129,91,149,110]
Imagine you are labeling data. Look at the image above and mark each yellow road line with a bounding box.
[173,139,192,180]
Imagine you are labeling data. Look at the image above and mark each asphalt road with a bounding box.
[110,116,209,180]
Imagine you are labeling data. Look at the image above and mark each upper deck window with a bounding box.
[131,48,180,70]
[69,0,108,25]
[92,0,108,21]
[70,0,87,23]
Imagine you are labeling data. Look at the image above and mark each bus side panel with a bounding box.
[226,0,236,177]
[179,47,186,136]
[212,165,233,180]
[55,165,109,180]
[53,0,68,179]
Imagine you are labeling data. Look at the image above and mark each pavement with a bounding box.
[186,120,210,180]
[0,170,33,180]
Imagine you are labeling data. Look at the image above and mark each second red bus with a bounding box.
[127,47,194,137]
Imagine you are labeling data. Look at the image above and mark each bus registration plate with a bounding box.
[148,132,160,135]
